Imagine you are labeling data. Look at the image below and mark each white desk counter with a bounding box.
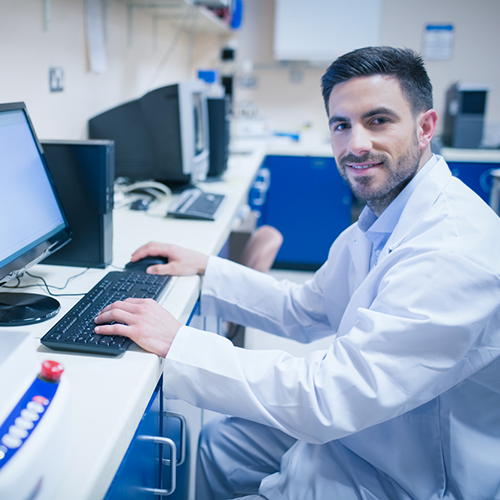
[440,147,500,163]
[8,142,266,500]
[250,130,500,163]
[264,134,333,158]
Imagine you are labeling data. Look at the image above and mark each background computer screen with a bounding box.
[0,103,71,325]
[88,81,210,189]
[193,91,206,157]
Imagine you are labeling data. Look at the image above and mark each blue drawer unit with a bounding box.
[105,379,187,499]
[104,381,163,500]
[447,161,500,204]
[256,155,352,271]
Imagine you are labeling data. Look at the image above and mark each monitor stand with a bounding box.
[0,293,60,326]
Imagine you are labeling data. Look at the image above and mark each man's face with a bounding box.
[328,75,425,216]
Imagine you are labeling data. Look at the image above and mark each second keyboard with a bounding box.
[167,189,225,221]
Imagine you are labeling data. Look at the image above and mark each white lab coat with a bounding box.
[164,156,500,499]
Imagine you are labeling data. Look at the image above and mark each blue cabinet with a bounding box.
[104,381,163,499]
[253,155,352,271]
[447,161,500,204]
[104,380,186,499]
[162,411,189,499]
[104,309,202,500]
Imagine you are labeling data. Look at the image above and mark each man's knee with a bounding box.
[198,415,296,476]
[198,415,232,463]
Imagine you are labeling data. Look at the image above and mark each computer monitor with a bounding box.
[0,102,71,326]
[88,80,210,190]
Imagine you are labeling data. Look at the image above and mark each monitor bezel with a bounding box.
[178,80,210,182]
[0,101,72,287]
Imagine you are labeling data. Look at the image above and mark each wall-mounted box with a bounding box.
[274,0,382,62]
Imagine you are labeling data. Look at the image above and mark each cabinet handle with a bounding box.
[251,181,267,206]
[491,174,500,214]
[251,168,271,206]
[163,411,186,466]
[256,168,271,191]
[137,435,177,496]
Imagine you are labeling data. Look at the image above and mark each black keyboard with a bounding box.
[167,189,225,221]
[40,271,171,356]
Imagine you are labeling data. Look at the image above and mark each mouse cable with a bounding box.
[3,268,90,297]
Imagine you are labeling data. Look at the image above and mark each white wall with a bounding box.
[382,0,500,144]
[1,0,499,144]
[0,0,228,139]
[229,0,500,144]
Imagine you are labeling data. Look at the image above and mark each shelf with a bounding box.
[115,0,231,35]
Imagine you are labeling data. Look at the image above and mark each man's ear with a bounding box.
[417,109,438,150]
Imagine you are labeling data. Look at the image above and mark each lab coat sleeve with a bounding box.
[164,250,500,444]
[200,255,339,343]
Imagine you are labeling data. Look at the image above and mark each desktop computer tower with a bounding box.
[442,83,489,149]
[207,96,230,177]
[41,140,115,268]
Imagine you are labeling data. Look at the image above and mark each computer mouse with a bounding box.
[130,198,151,211]
[124,256,168,273]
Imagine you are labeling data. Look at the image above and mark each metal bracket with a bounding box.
[163,411,186,466]
[137,435,177,496]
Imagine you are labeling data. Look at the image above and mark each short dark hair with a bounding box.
[321,46,433,116]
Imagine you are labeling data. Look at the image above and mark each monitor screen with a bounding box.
[178,81,210,184]
[0,102,71,325]
[461,91,487,115]
[193,91,206,157]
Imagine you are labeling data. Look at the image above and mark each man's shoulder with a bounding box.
[403,156,498,235]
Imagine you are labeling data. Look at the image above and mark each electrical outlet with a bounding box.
[49,67,64,92]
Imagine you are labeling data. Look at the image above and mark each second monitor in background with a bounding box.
[88,81,210,191]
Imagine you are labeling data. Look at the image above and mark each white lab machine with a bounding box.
[0,331,72,500]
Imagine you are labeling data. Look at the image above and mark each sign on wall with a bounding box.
[422,24,455,61]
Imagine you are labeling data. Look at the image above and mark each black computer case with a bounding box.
[207,96,230,177]
[41,139,114,268]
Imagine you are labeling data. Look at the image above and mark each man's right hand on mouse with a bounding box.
[130,241,209,276]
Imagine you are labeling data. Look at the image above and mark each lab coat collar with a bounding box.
[383,155,451,256]
[359,154,440,237]
[348,226,373,282]
[347,155,451,278]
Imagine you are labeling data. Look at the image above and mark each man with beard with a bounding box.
[96,47,500,499]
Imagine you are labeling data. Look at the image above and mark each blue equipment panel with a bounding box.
[0,374,60,470]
